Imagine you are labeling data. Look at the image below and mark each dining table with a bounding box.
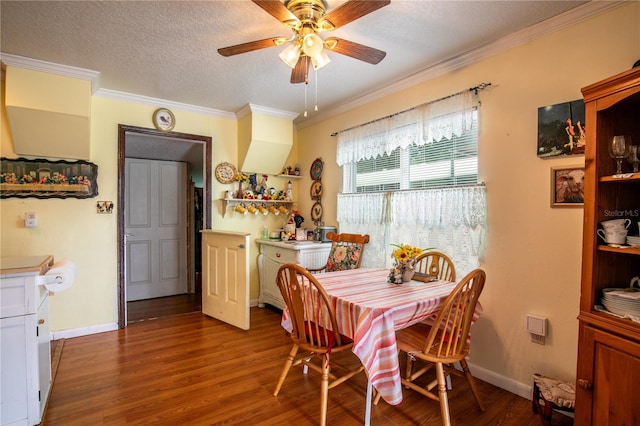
[280,267,482,425]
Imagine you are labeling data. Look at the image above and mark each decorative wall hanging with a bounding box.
[550,165,584,207]
[97,201,114,214]
[310,180,323,199]
[537,99,586,158]
[152,108,175,132]
[0,157,98,199]
[215,161,238,184]
[310,157,323,180]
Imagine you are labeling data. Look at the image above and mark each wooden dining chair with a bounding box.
[395,268,486,426]
[273,263,365,426]
[308,232,370,273]
[412,251,456,282]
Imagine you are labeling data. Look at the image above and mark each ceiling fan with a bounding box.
[218,0,390,84]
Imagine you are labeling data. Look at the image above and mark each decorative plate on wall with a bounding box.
[310,158,323,180]
[215,162,237,184]
[152,108,175,132]
[310,180,323,199]
[310,202,323,222]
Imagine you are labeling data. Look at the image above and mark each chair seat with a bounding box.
[396,322,468,363]
[396,322,432,352]
[532,373,575,426]
[303,321,354,351]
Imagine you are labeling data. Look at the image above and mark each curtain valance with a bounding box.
[336,90,476,166]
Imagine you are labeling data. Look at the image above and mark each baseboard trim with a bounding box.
[52,300,260,339]
[467,361,532,400]
[51,322,118,340]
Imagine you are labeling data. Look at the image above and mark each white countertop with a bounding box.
[257,239,331,249]
[0,255,53,275]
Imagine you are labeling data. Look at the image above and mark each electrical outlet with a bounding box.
[531,334,546,345]
[24,212,37,228]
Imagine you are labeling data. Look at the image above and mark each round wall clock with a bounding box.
[215,162,237,184]
[152,108,175,132]
[310,180,323,199]
[310,158,323,180]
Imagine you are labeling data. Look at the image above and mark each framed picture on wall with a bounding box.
[0,157,98,199]
[550,165,584,207]
[537,99,586,158]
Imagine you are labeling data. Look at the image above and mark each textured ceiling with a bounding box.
[1,1,599,125]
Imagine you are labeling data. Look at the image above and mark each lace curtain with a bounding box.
[337,185,487,277]
[336,90,476,166]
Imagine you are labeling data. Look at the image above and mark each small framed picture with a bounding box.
[537,99,585,158]
[551,165,584,207]
[97,201,114,214]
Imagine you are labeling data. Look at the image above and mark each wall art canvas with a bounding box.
[551,165,584,207]
[537,99,586,158]
[0,157,98,199]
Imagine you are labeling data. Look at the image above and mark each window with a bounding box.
[345,109,478,193]
[336,90,486,276]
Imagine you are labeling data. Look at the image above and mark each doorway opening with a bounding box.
[117,125,212,328]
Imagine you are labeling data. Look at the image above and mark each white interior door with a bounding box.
[125,158,187,301]
[201,231,250,330]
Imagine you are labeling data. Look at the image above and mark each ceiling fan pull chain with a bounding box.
[304,79,308,117]
[315,67,319,112]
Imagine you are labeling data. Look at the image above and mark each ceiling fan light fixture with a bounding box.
[302,33,324,57]
[279,43,301,68]
[311,50,330,70]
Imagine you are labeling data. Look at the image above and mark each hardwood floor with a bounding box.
[127,293,202,323]
[43,307,573,425]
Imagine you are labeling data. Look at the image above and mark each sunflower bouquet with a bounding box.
[388,244,430,284]
[391,244,424,264]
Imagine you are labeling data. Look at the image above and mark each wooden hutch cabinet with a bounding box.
[575,67,640,425]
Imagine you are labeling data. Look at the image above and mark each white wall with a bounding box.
[295,2,640,396]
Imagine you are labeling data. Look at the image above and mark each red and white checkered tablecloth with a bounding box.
[281,268,479,405]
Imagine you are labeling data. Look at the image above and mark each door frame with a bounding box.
[117,124,212,328]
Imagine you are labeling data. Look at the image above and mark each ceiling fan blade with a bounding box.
[218,37,285,57]
[320,0,390,30]
[324,37,386,64]
[291,56,310,84]
[252,0,298,24]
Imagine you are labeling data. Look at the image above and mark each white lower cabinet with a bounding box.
[1,256,53,426]
[257,240,331,310]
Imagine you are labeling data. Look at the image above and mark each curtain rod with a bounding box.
[330,82,491,137]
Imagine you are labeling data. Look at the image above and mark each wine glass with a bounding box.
[609,135,630,174]
[627,145,640,173]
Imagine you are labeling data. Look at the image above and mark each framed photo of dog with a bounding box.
[551,165,584,207]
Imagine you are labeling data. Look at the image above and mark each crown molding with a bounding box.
[235,103,299,120]
[297,0,626,129]
[95,88,236,119]
[0,52,101,93]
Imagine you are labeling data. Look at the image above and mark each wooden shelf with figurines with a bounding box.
[221,172,295,217]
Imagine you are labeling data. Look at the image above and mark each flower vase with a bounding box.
[235,181,243,199]
[402,267,415,282]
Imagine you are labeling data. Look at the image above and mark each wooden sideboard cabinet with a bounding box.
[575,67,640,425]
[1,255,54,426]
[257,240,331,310]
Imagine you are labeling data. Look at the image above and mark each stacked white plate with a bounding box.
[627,235,640,247]
[602,287,640,317]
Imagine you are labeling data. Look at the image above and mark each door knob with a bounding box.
[577,378,592,390]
